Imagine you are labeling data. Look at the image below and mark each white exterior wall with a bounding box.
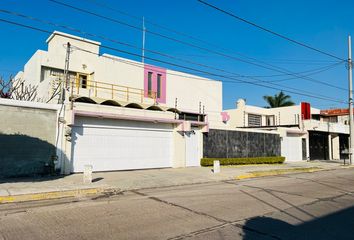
[19,32,222,117]
[47,31,100,55]
[226,103,301,128]
[332,135,340,160]
[268,105,301,126]
[303,120,349,134]
[14,31,226,173]
[166,70,222,113]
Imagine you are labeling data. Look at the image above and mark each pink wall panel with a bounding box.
[144,64,166,104]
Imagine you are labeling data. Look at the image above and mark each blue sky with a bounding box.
[0,0,353,110]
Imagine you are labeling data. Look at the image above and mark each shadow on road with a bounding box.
[243,205,354,240]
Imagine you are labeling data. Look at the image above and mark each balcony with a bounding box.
[303,119,349,134]
[66,78,158,107]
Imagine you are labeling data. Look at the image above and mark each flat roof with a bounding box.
[46,31,101,46]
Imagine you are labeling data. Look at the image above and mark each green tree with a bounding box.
[263,91,295,108]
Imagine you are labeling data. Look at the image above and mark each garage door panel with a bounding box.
[71,118,173,172]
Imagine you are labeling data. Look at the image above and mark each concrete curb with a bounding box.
[235,167,324,180]
[0,187,120,204]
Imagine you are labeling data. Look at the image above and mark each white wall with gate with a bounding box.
[185,129,201,167]
[281,133,303,162]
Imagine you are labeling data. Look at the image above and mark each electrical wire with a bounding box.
[73,44,347,104]
[0,17,347,104]
[80,0,340,66]
[197,0,344,61]
[47,0,347,91]
[98,42,346,101]
[0,9,346,89]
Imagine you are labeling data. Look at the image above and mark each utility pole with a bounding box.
[61,42,71,104]
[142,17,146,64]
[348,36,354,164]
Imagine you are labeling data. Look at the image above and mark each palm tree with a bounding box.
[263,91,295,108]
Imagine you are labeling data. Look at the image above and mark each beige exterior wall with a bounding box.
[173,130,186,168]
[226,100,303,128]
[18,31,223,127]
[332,135,340,160]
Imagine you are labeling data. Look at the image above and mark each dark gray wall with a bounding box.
[0,104,57,178]
[203,129,281,158]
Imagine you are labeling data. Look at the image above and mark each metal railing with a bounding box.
[70,78,157,104]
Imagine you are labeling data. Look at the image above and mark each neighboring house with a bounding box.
[225,99,349,161]
[16,31,224,174]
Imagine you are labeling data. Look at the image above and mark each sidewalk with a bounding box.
[0,160,352,203]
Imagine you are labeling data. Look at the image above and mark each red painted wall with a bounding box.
[301,102,311,119]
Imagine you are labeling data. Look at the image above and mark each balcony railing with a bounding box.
[68,78,157,105]
[303,119,349,134]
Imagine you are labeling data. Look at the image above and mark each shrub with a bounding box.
[200,156,285,166]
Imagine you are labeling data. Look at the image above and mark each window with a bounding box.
[266,115,275,126]
[248,114,262,126]
[322,116,338,123]
[148,72,153,97]
[79,74,88,89]
[178,112,205,122]
[144,65,166,103]
[157,74,162,98]
[40,66,76,83]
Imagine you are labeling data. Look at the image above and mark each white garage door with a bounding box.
[71,117,173,172]
[281,134,302,162]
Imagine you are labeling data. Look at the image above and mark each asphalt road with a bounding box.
[1,168,354,240]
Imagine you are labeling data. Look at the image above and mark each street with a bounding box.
[1,168,354,240]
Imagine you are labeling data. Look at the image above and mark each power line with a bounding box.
[74,45,347,104]
[80,0,348,91]
[0,18,51,34]
[81,0,340,66]
[0,17,346,104]
[97,42,345,100]
[197,0,344,61]
[241,61,344,80]
[0,8,345,90]
[47,0,346,91]
[80,0,218,48]
[48,0,343,90]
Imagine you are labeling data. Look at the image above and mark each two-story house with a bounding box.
[225,99,349,162]
[16,31,224,174]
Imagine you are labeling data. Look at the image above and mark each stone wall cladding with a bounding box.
[203,129,281,158]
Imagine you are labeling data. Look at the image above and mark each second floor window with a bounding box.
[79,74,88,89]
[148,72,153,97]
[144,65,166,104]
[266,115,275,126]
[248,114,262,126]
[157,74,162,98]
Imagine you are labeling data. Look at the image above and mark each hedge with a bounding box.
[200,156,285,166]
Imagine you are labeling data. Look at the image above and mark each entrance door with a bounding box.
[309,131,329,160]
[185,130,200,167]
[339,134,349,160]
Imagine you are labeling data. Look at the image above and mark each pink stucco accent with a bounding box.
[144,64,166,104]
[221,112,230,122]
[73,110,183,125]
[72,110,209,132]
